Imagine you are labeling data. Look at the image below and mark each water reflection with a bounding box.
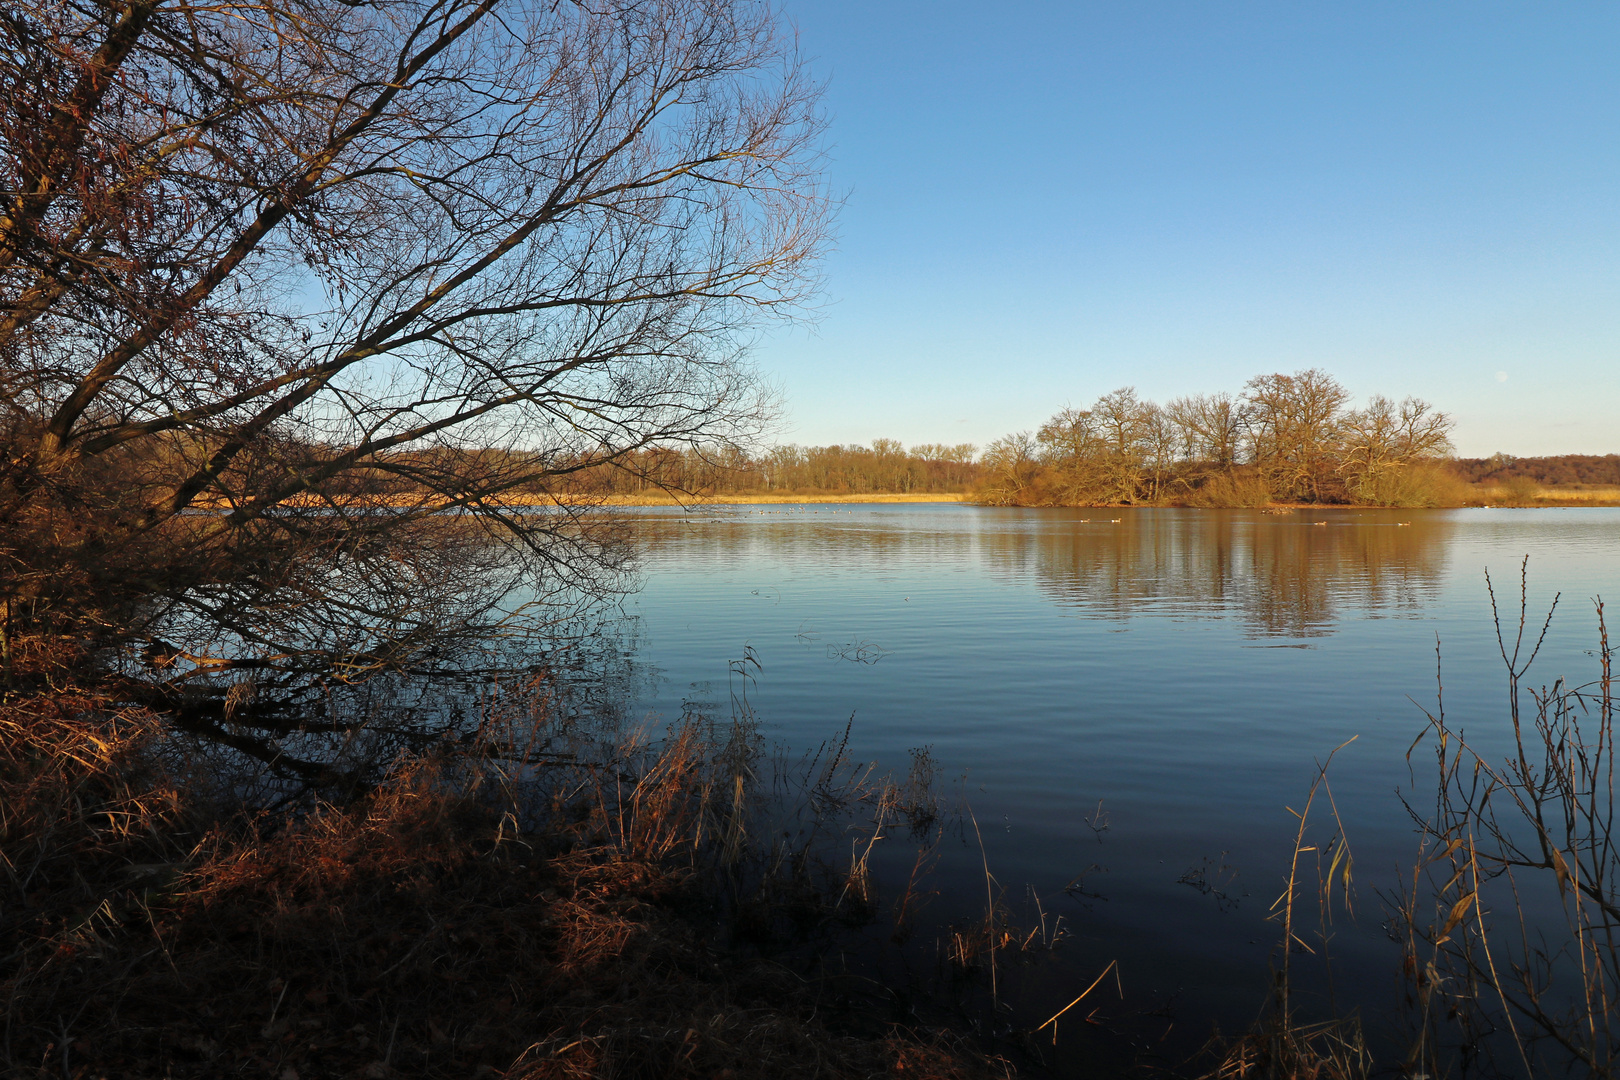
[980,508,1454,637]
[630,506,1455,639]
[621,504,1617,1074]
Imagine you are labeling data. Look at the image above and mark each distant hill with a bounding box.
[1451,454,1620,486]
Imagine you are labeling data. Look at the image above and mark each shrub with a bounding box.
[1493,474,1542,505]
[1347,462,1470,507]
[1183,471,1274,508]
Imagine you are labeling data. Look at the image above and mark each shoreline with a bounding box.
[598,491,970,505]
[590,486,1620,508]
[196,488,1620,511]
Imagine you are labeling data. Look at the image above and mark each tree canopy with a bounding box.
[978,370,1457,507]
[1,0,830,694]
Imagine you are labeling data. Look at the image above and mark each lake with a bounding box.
[619,504,1619,1067]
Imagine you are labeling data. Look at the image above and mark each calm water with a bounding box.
[621,504,1619,1061]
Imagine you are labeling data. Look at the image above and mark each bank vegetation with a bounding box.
[0,0,1010,1073]
[975,370,1464,508]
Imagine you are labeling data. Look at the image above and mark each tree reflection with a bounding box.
[629,507,1455,639]
[978,509,1453,637]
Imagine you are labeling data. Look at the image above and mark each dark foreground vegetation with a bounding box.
[1247,580,1620,1080]
[1,641,1004,1079]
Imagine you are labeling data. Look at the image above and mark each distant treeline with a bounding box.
[1450,454,1620,487]
[978,369,1460,507]
[309,391,1612,506]
[527,400,1616,505]
[565,440,983,496]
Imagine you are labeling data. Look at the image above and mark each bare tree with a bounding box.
[1166,392,1243,469]
[0,0,829,698]
[1339,395,1454,501]
[1241,369,1350,502]
[1092,386,1150,503]
[979,432,1040,505]
[1035,407,1104,504]
[1139,401,1179,502]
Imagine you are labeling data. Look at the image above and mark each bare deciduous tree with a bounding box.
[1035,407,1105,504]
[979,431,1040,505]
[0,0,830,696]
[1139,401,1179,502]
[1339,395,1454,501]
[1091,386,1149,503]
[1166,392,1243,469]
[1241,369,1350,502]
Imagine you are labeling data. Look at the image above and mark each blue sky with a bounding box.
[757,1,1620,457]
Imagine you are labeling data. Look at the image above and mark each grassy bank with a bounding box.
[1467,481,1620,506]
[201,484,1620,512]
[197,491,972,510]
[964,483,1620,510]
[599,492,971,505]
[0,661,999,1079]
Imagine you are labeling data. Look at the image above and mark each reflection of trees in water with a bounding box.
[981,511,1453,637]
[628,509,1454,640]
[122,523,652,800]
[151,616,653,805]
[628,510,971,568]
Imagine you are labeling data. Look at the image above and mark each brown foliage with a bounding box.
[556,441,985,499]
[1450,453,1620,487]
[0,655,1000,1080]
[1,0,829,686]
[975,372,1458,507]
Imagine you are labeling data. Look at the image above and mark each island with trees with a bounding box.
[550,372,1617,506]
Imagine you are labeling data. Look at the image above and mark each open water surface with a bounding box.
[620,504,1619,1065]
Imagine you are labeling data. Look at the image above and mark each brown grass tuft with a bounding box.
[0,664,1005,1079]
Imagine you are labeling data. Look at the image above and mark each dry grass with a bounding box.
[0,653,1005,1079]
[1470,482,1620,506]
[194,491,970,511]
[1392,571,1620,1077]
[1181,472,1274,509]
[1197,743,1371,1080]
[597,492,970,506]
[1203,565,1620,1079]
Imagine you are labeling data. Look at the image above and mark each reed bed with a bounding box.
[0,647,1002,1079]
[1472,482,1620,506]
[1202,560,1617,1080]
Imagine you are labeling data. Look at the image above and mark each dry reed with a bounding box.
[1199,741,1371,1080]
[0,644,1004,1079]
[1393,561,1619,1077]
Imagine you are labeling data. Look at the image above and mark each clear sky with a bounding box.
[757,1,1620,458]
